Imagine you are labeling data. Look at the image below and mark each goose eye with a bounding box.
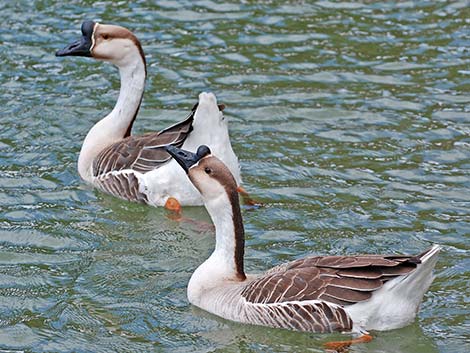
[102,34,110,40]
[204,167,212,174]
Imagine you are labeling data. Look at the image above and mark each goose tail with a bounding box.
[346,245,441,332]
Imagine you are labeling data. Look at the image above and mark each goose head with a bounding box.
[56,21,145,68]
[165,145,238,201]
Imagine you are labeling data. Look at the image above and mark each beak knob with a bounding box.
[56,20,95,57]
[165,145,211,173]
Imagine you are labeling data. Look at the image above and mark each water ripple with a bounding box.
[0,1,468,352]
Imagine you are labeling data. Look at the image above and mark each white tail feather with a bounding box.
[345,245,441,332]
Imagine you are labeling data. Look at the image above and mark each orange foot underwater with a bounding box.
[164,197,214,231]
[236,186,262,206]
[324,334,373,352]
[164,197,182,221]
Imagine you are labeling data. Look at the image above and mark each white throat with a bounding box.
[77,48,145,181]
[187,191,244,305]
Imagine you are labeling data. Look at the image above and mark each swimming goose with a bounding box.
[56,21,241,208]
[166,144,440,342]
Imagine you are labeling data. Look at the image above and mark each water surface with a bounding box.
[1,1,469,352]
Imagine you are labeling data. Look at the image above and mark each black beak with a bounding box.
[56,20,95,57]
[165,145,211,173]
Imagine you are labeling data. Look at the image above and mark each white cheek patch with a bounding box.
[188,154,212,171]
[189,163,200,171]
[90,22,98,53]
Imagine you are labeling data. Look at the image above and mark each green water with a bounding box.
[1,1,469,352]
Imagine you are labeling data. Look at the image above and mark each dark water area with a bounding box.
[1,1,469,352]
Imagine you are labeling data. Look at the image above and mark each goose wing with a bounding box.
[241,253,420,306]
[93,104,197,177]
[239,253,421,333]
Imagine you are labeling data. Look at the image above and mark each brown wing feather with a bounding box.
[241,253,422,307]
[94,171,149,203]
[93,104,197,177]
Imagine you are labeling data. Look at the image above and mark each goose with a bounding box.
[56,21,242,209]
[165,144,440,347]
